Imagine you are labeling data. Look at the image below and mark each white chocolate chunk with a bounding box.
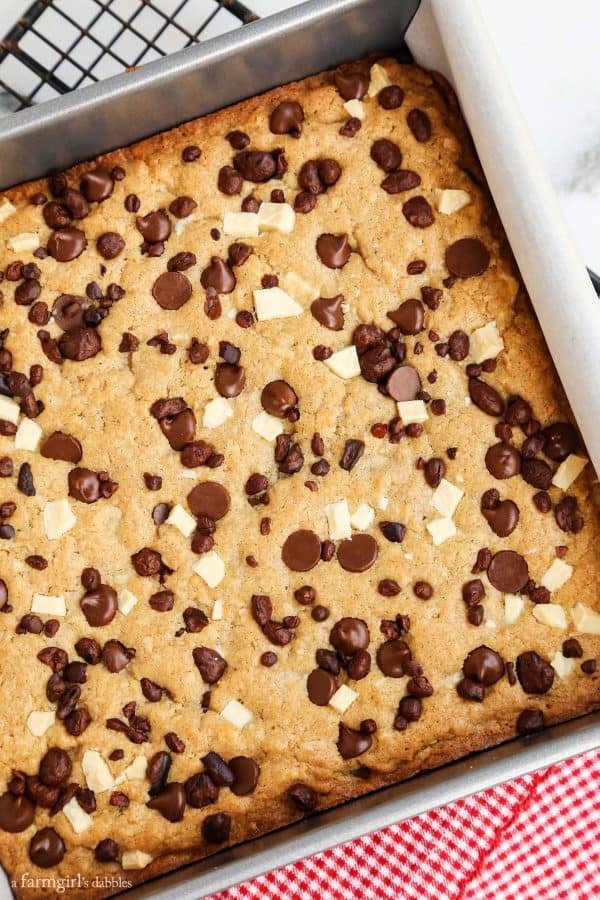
[212,599,223,621]
[469,321,504,364]
[552,454,588,491]
[254,286,303,321]
[426,517,457,546]
[7,232,39,253]
[551,651,574,679]
[367,62,391,96]
[329,684,358,714]
[324,499,352,541]
[323,345,360,379]
[397,399,429,425]
[0,395,20,425]
[165,503,196,538]
[26,710,55,736]
[343,99,365,120]
[203,397,233,429]
[434,188,471,215]
[541,558,573,592]
[376,495,389,511]
[31,593,66,616]
[122,850,154,870]
[82,750,114,793]
[115,755,148,785]
[0,197,17,223]
[174,214,196,236]
[351,503,374,531]
[532,603,567,629]
[251,410,283,442]
[504,593,524,626]
[118,589,139,617]
[14,417,42,451]
[43,498,76,540]
[257,202,296,234]
[193,550,225,588]
[572,602,600,635]
[220,699,253,729]
[431,478,464,518]
[63,796,92,835]
[222,211,260,237]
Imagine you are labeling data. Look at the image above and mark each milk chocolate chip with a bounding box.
[316,233,350,268]
[445,238,490,278]
[310,295,344,330]
[152,272,192,310]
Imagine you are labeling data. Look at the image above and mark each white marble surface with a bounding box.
[2,0,600,272]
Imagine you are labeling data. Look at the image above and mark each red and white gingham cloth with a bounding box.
[211,749,600,900]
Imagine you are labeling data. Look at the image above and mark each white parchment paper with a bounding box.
[407,0,600,473]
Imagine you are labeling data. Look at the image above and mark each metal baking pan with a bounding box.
[0,0,598,897]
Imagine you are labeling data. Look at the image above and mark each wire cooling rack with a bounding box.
[0,0,259,112]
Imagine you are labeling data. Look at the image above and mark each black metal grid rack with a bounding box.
[0,0,259,112]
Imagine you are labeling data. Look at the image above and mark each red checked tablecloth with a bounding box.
[211,748,600,900]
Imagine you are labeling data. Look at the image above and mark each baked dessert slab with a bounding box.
[0,56,598,899]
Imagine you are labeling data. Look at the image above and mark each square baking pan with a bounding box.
[0,0,599,897]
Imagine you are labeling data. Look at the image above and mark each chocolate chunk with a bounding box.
[182,145,201,162]
[463,646,504,686]
[43,201,71,229]
[147,782,186,822]
[201,257,236,294]
[17,462,35,496]
[160,407,196,450]
[359,346,396,382]
[388,299,424,335]
[80,584,118,627]
[554,496,584,534]
[0,792,35,833]
[376,639,411,677]
[339,439,364,471]
[337,534,378,572]
[347,649,371,680]
[337,723,372,759]
[310,295,344,330]
[333,65,369,101]
[485,442,521,479]
[378,84,404,108]
[52,294,85,331]
[149,590,174,612]
[516,651,555,695]
[269,100,304,137]
[379,521,406,543]
[402,197,434,228]
[202,811,231,844]
[218,166,243,195]
[562,638,583,658]
[261,380,297,417]
[226,130,250,149]
[380,169,421,194]
[233,149,285,182]
[184,771,218,809]
[307,668,337,705]
[330,617,369,655]
[487,550,529,593]
[169,196,197,218]
[281,529,321,572]
[542,422,578,462]
[193,646,227,684]
[187,482,230,521]
[456,677,484,702]
[407,108,431,142]
[445,238,490,278]
[80,168,114,202]
[424,458,445,489]
[48,227,87,262]
[316,233,351,268]
[288,782,317,811]
[481,493,519,538]
[385,365,421,401]
[29,827,65,868]
[152,271,192,310]
[97,232,125,260]
[215,363,246,398]
[202,752,234,787]
[39,748,71,786]
[68,467,104,503]
[136,210,171,243]
[229,757,260,796]
[522,458,553,491]
[516,708,545,735]
[58,327,101,361]
[40,430,82,463]
[469,378,504,417]
[370,138,402,172]
[103,639,135,673]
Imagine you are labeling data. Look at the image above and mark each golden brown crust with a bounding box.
[0,57,598,899]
